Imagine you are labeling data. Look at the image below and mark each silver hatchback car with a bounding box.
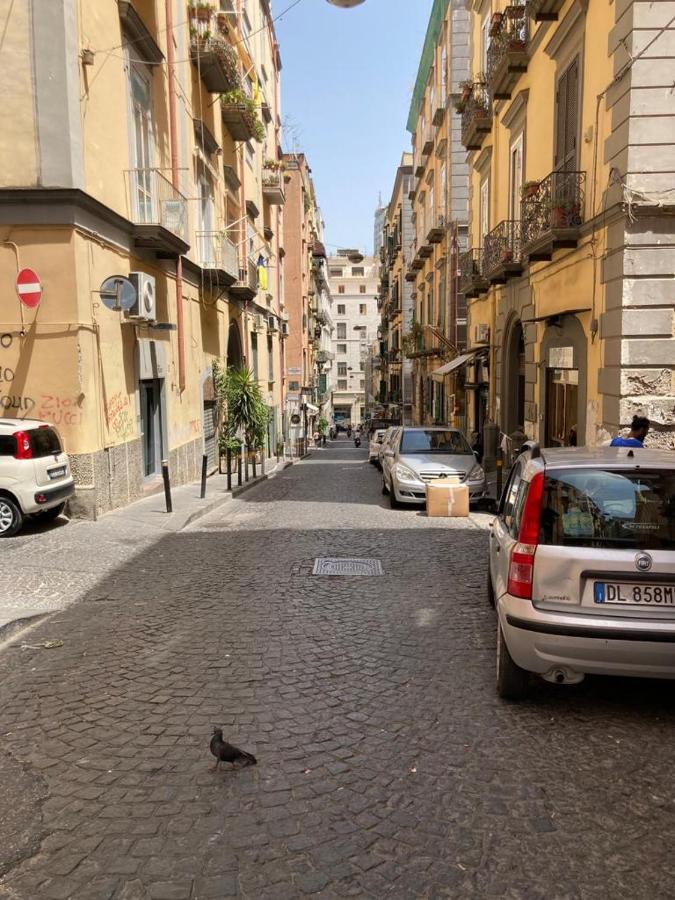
[381,426,486,508]
[489,444,675,700]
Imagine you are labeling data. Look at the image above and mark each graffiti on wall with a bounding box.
[105,391,134,440]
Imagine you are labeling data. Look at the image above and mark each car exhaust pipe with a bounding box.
[542,667,585,686]
[554,670,565,684]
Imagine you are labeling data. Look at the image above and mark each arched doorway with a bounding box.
[227,321,243,370]
[503,318,525,435]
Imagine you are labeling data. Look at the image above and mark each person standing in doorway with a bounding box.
[610,415,650,448]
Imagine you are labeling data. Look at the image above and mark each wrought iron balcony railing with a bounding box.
[189,29,241,95]
[458,249,488,298]
[195,231,239,283]
[487,4,529,100]
[482,220,523,284]
[125,168,189,254]
[230,256,258,301]
[521,170,586,261]
[262,170,285,205]
[460,82,492,151]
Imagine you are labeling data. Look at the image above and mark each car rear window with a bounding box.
[27,427,62,458]
[540,469,675,550]
[0,435,16,456]
[400,430,472,454]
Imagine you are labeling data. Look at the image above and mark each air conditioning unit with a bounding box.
[473,324,490,345]
[281,321,290,337]
[253,314,266,331]
[268,315,279,333]
[280,310,289,322]
[128,272,156,321]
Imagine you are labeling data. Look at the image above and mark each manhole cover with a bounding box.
[312,558,383,577]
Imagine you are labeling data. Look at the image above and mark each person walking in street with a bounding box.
[610,415,650,448]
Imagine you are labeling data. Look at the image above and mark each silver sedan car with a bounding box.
[381,426,486,508]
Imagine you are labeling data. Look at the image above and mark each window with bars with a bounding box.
[337,379,348,390]
[359,304,367,315]
[337,343,347,354]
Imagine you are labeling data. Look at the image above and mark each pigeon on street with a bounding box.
[209,728,257,770]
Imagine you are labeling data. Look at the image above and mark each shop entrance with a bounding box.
[545,367,579,446]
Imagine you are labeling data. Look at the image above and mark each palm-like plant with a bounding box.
[213,363,270,450]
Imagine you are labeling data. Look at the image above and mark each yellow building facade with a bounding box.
[0,0,287,517]
[462,0,674,448]
[405,0,471,429]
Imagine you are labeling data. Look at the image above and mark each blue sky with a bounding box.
[275,0,432,255]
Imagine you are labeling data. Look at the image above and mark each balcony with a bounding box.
[458,249,488,298]
[405,266,418,282]
[426,213,448,245]
[221,95,263,142]
[460,83,492,151]
[527,0,565,21]
[432,103,446,127]
[521,170,586,262]
[421,129,434,156]
[230,257,258,301]
[316,350,335,363]
[406,326,444,359]
[487,4,529,101]
[262,170,285,205]
[125,168,189,255]
[482,220,523,284]
[189,32,241,94]
[195,232,239,286]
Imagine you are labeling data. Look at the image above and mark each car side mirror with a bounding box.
[384,449,395,458]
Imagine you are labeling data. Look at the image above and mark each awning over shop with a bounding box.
[430,351,480,382]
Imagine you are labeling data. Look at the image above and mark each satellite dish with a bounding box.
[100,275,136,312]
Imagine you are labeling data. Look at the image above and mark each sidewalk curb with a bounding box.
[182,459,293,530]
[0,613,49,647]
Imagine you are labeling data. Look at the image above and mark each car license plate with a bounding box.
[594,582,675,606]
[48,466,66,480]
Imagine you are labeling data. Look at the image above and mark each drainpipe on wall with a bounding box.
[165,0,185,393]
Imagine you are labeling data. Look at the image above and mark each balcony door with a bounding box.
[129,63,154,223]
[198,170,215,265]
[509,134,524,222]
[554,57,579,173]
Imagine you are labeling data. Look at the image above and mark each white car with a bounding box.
[368,429,387,465]
[489,444,675,700]
[0,418,75,536]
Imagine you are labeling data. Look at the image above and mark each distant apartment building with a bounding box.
[327,253,380,428]
[376,153,415,425]
[406,0,471,428]
[282,154,333,447]
[0,0,286,516]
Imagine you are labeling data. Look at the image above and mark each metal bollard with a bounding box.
[226,448,232,492]
[244,445,249,482]
[200,453,208,499]
[161,459,172,513]
[261,451,265,476]
[252,453,257,479]
[496,453,504,501]
[237,451,242,486]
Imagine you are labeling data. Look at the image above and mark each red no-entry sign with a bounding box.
[16,268,42,308]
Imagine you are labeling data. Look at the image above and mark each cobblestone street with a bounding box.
[1,441,674,900]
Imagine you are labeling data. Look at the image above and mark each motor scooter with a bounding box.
[354,435,361,448]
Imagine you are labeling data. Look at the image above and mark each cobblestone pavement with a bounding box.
[1,440,674,899]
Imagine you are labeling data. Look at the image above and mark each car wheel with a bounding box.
[381,475,389,495]
[0,496,23,538]
[40,502,67,522]
[496,619,529,701]
[487,570,496,608]
[389,488,403,509]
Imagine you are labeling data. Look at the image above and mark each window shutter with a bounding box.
[554,69,567,171]
[564,57,579,171]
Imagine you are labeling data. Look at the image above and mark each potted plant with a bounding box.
[489,11,503,34]
[521,180,540,200]
[459,78,473,101]
[197,2,212,21]
[550,199,580,228]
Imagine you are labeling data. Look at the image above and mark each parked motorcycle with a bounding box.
[354,435,361,448]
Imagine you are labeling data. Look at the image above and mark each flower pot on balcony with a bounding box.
[197,4,212,21]
[550,204,581,228]
[489,12,503,34]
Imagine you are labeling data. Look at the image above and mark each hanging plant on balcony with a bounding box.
[459,78,474,101]
[196,36,239,90]
[196,2,213,21]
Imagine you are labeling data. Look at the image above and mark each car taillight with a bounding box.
[507,473,544,600]
[13,430,33,460]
